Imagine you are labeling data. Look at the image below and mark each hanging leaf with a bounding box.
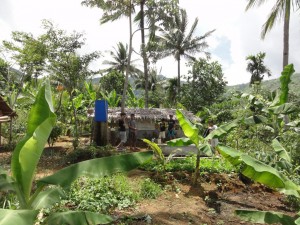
[241,155,285,188]
[271,139,291,162]
[38,151,153,189]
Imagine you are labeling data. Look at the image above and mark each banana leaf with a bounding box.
[46,211,113,225]
[176,110,200,147]
[142,139,164,161]
[279,64,294,105]
[11,80,56,202]
[206,120,239,140]
[244,115,268,125]
[0,169,15,191]
[37,151,153,189]
[217,145,242,166]
[271,138,291,162]
[241,155,285,188]
[31,187,66,209]
[235,209,296,225]
[269,103,297,115]
[167,138,194,147]
[0,209,39,225]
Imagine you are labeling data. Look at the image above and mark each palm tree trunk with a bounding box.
[140,0,149,108]
[121,0,133,113]
[283,0,290,68]
[177,57,181,97]
[283,1,290,127]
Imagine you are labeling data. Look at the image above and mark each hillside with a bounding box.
[227,73,300,95]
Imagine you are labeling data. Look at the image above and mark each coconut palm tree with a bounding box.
[246,52,271,86]
[245,0,300,68]
[103,42,141,77]
[134,67,164,91]
[157,9,215,95]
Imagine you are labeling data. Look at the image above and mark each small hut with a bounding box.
[0,96,17,145]
[106,107,200,145]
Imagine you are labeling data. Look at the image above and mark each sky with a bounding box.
[1,0,300,85]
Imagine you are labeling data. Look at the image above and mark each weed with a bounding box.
[140,178,163,199]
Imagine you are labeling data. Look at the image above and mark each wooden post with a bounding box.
[94,122,108,146]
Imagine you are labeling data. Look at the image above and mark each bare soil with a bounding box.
[0,137,297,225]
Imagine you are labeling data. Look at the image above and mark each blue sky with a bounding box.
[1,0,300,85]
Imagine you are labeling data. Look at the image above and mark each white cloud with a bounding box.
[0,0,299,85]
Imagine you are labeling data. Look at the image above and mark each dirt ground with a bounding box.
[0,137,297,225]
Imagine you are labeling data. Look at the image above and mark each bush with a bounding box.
[140,178,163,199]
[47,126,62,147]
[63,174,138,213]
[65,145,114,164]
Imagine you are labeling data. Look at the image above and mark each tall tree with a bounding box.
[245,0,300,68]
[246,52,271,86]
[103,42,141,77]
[2,31,48,87]
[157,9,215,95]
[181,58,227,113]
[42,20,100,148]
[135,0,179,108]
[82,0,135,113]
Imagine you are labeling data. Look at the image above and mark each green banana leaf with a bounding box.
[11,80,56,202]
[46,211,113,225]
[176,110,200,147]
[235,209,296,225]
[269,103,297,115]
[244,115,268,125]
[271,139,291,162]
[38,151,153,189]
[279,64,294,105]
[31,187,66,209]
[217,145,242,166]
[295,216,300,225]
[167,138,194,147]
[218,146,300,193]
[0,169,15,191]
[278,180,300,198]
[206,120,239,140]
[241,155,285,188]
[142,139,164,161]
[199,143,213,156]
[0,209,39,225]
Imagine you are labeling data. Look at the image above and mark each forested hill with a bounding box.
[227,73,300,95]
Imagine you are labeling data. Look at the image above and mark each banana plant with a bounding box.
[100,89,121,107]
[142,139,181,173]
[0,80,153,225]
[217,144,300,225]
[167,110,213,185]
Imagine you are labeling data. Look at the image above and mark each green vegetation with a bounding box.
[0,1,299,224]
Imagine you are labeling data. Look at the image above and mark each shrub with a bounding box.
[64,174,138,213]
[65,145,114,164]
[140,178,163,199]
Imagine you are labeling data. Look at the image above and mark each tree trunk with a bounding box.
[177,56,181,98]
[121,0,133,113]
[283,0,290,68]
[140,0,149,108]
